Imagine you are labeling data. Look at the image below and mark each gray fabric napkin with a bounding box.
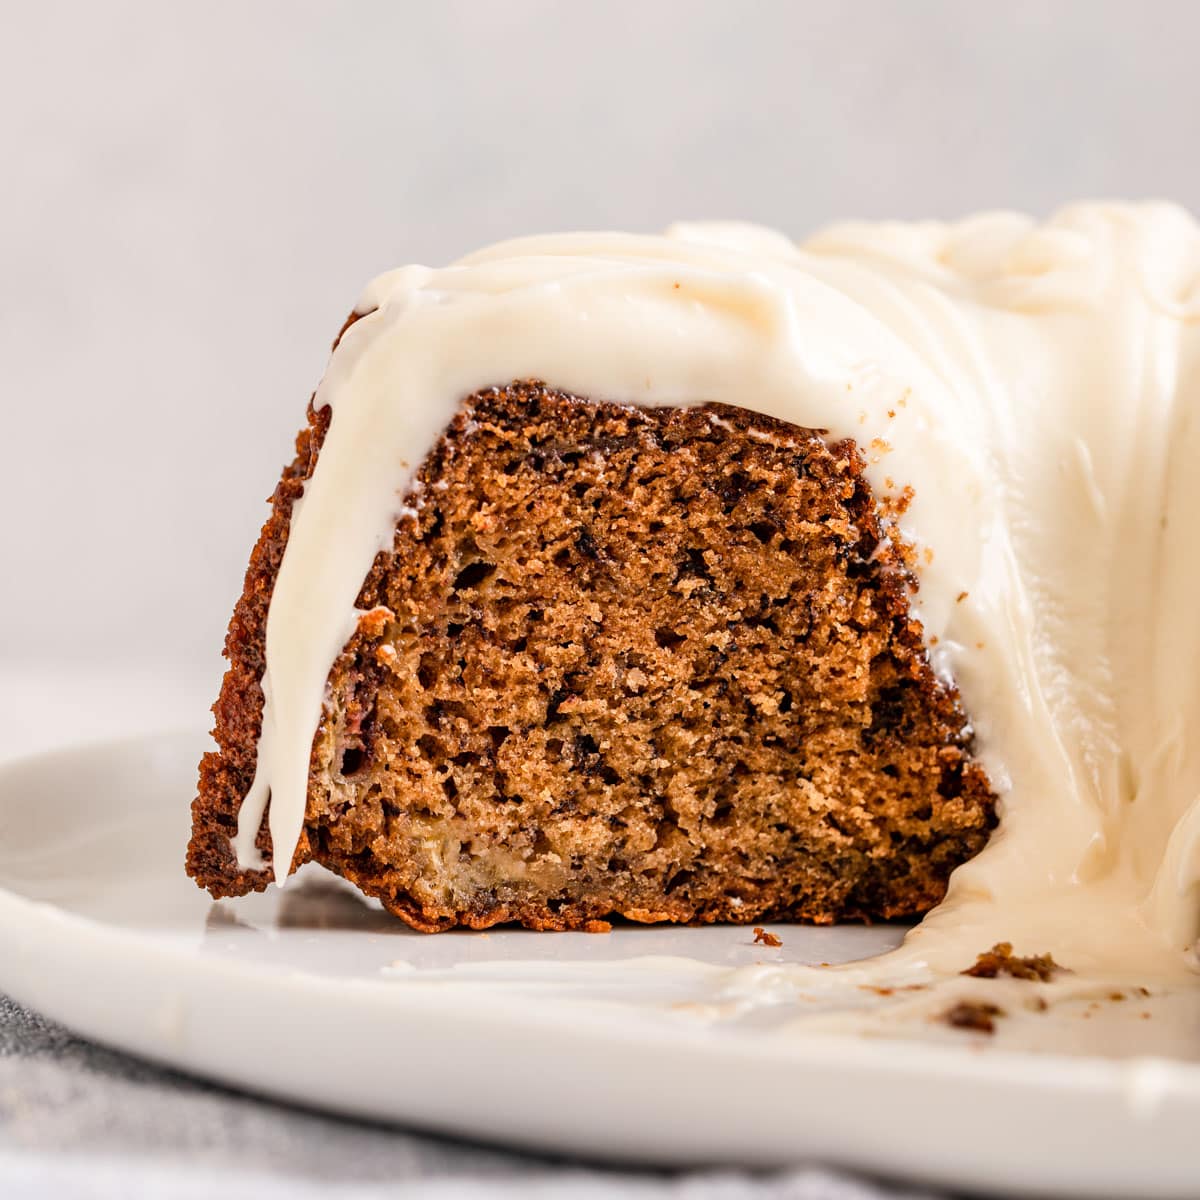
[0,996,942,1200]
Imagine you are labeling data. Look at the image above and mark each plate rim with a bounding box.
[2,731,1199,1198]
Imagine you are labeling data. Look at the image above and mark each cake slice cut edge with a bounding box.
[187,368,996,932]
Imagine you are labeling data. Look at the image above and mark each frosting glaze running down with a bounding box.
[235,203,1200,984]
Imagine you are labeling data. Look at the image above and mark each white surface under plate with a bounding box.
[1,732,1199,1198]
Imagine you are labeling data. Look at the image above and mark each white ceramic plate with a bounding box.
[1,733,1198,1198]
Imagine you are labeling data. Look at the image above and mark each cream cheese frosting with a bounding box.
[234,202,1200,983]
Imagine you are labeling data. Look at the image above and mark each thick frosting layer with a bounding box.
[235,203,1200,981]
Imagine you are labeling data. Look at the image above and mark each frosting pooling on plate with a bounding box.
[234,203,1200,980]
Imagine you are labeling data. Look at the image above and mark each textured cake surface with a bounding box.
[188,376,995,931]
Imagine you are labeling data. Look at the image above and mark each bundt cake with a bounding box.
[188,206,1200,962]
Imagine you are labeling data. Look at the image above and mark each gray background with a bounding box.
[4,0,1199,717]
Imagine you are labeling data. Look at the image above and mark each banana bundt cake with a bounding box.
[188,207,1200,959]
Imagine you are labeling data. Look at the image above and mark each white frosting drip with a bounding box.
[235,202,1200,981]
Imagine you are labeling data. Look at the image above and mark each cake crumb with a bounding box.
[963,942,1063,982]
[356,605,394,638]
[943,1001,1005,1033]
[753,927,783,948]
[189,383,996,932]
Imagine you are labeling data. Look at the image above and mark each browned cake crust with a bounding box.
[189,364,996,931]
